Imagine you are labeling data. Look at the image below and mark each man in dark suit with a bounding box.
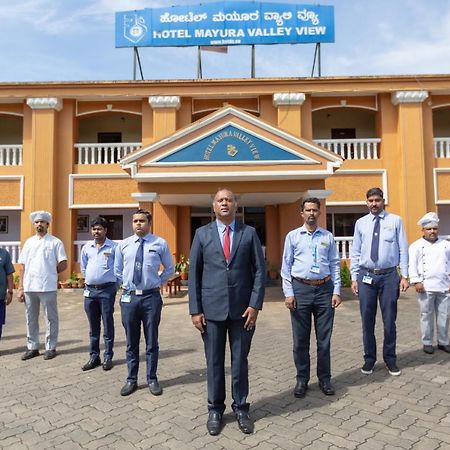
[189,188,265,436]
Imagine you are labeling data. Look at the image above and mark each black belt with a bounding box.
[128,288,160,296]
[293,276,331,286]
[361,267,396,275]
[86,282,116,289]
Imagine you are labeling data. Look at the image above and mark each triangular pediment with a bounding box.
[121,106,342,182]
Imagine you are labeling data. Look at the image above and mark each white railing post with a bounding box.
[75,143,141,164]
[0,241,21,263]
[334,237,353,259]
[0,145,23,166]
[433,138,450,158]
[314,139,380,160]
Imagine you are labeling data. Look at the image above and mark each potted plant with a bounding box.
[175,254,189,280]
[268,262,279,280]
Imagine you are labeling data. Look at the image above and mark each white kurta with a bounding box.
[408,238,450,292]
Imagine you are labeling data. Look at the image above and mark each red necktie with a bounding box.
[223,225,230,262]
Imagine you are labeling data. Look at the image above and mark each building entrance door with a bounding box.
[101,215,123,240]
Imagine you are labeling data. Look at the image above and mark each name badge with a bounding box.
[83,289,90,298]
[310,265,321,274]
[121,294,131,303]
[362,275,373,285]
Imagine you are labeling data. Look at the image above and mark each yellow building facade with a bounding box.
[0,75,449,277]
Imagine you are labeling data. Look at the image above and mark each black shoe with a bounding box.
[319,380,335,396]
[120,382,137,396]
[102,359,113,371]
[423,345,434,354]
[294,380,308,398]
[206,411,222,436]
[82,357,101,371]
[386,363,401,376]
[148,380,162,396]
[21,349,40,361]
[235,411,254,434]
[438,344,450,353]
[43,349,57,360]
[361,362,374,375]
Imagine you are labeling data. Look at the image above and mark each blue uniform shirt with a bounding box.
[350,210,409,280]
[114,233,174,291]
[80,238,117,285]
[281,225,341,297]
[216,219,235,253]
[0,248,14,300]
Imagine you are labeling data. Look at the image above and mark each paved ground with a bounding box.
[1,285,450,449]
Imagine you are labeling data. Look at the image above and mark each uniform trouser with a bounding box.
[24,291,58,351]
[120,290,162,384]
[358,270,400,366]
[0,299,5,340]
[290,279,335,384]
[417,291,450,346]
[202,318,255,415]
[84,284,117,360]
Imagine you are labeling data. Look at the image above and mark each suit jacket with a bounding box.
[188,220,266,321]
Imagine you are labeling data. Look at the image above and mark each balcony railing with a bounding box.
[334,237,353,259]
[0,241,21,263]
[314,139,380,160]
[75,143,141,164]
[0,145,22,166]
[434,138,450,158]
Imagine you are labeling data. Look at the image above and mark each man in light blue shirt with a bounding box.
[350,187,409,377]
[281,197,341,398]
[114,209,174,397]
[80,217,117,372]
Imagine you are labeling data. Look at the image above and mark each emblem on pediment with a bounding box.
[227,144,238,157]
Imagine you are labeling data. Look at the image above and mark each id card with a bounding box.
[83,289,90,298]
[310,265,321,274]
[362,275,373,285]
[121,294,131,303]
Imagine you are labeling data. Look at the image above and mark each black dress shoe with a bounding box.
[423,345,434,354]
[43,349,57,360]
[319,380,335,396]
[235,411,254,434]
[82,357,101,371]
[102,359,113,371]
[120,382,137,396]
[206,411,222,436]
[148,380,162,396]
[294,380,308,398]
[438,344,450,353]
[21,349,40,361]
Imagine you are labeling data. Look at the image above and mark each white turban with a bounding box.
[30,210,52,224]
[417,212,439,228]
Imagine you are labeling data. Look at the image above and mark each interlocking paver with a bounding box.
[1,287,450,449]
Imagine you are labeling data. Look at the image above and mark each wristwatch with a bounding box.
[6,289,13,294]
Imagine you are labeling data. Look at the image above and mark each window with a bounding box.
[98,132,122,143]
[327,213,364,237]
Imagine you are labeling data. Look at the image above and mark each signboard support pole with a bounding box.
[251,45,256,78]
[132,47,144,80]
[197,46,203,79]
[311,43,322,77]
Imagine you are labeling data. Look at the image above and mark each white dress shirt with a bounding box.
[409,238,450,292]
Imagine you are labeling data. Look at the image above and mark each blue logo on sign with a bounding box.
[123,14,148,44]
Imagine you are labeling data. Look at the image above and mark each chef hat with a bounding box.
[417,212,439,228]
[30,210,52,224]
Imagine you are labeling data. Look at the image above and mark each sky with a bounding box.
[0,0,449,82]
